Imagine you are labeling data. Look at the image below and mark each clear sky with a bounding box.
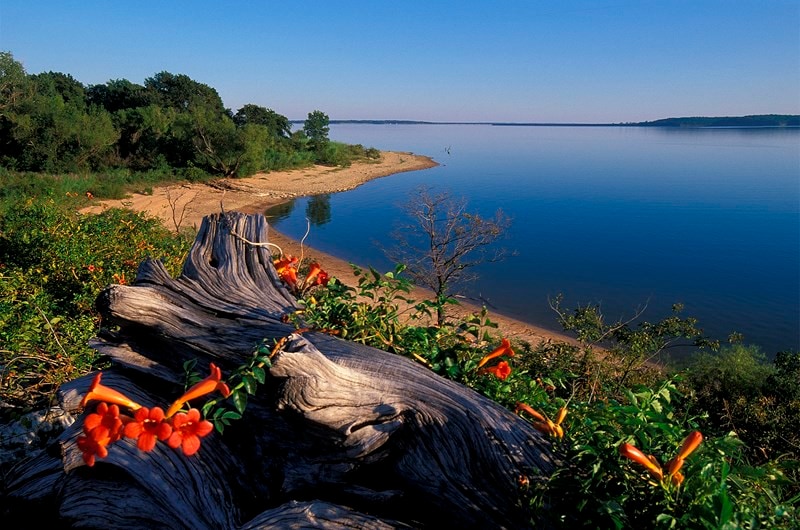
[2,1,798,123]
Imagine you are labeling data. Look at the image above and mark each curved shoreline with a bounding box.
[81,151,578,347]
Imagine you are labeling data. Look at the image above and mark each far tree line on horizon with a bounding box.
[0,51,378,178]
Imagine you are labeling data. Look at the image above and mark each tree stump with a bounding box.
[2,212,558,529]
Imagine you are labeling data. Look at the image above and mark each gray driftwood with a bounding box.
[2,212,557,529]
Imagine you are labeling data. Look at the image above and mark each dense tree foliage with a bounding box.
[303,109,330,158]
[0,51,369,177]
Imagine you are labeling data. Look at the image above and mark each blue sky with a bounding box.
[2,1,798,122]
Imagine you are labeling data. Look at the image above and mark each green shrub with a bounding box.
[677,344,800,464]
[0,197,191,412]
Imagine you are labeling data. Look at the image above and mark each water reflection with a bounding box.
[264,199,296,223]
[306,194,332,226]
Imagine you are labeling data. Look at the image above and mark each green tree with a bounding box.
[303,110,330,156]
[0,52,33,166]
[113,104,176,170]
[234,123,272,176]
[0,51,31,114]
[187,108,248,177]
[143,71,242,174]
[30,71,87,109]
[87,78,152,113]
[6,72,118,172]
[233,104,291,139]
[144,71,225,114]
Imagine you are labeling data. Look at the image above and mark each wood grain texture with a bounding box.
[2,212,558,529]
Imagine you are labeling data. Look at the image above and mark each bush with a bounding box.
[0,197,191,412]
[678,344,800,463]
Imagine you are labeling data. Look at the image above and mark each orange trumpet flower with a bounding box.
[304,262,321,284]
[273,255,299,286]
[515,402,567,439]
[515,402,547,423]
[166,362,231,418]
[80,373,142,411]
[480,360,512,380]
[620,431,703,486]
[123,406,172,452]
[477,338,515,368]
[167,408,214,456]
[665,431,704,484]
[300,262,331,288]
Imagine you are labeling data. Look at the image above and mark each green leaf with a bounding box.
[623,388,638,407]
[252,365,266,384]
[183,358,197,373]
[232,391,248,414]
[242,374,257,395]
[718,488,733,524]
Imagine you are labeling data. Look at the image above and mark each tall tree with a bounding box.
[144,71,238,173]
[233,104,291,139]
[303,110,330,154]
[0,51,31,114]
[5,70,118,171]
[144,71,225,115]
[30,71,87,109]
[113,104,177,170]
[87,79,152,113]
[0,52,33,165]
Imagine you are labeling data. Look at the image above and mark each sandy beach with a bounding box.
[81,151,577,348]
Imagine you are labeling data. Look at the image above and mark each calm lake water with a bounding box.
[268,124,800,359]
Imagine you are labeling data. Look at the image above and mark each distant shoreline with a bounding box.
[292,114,800,129]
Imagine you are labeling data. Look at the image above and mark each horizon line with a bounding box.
[288,114,800,127]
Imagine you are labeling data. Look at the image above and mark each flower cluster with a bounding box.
[77,363,231,466]
[515,402,567,439]
[273,255,330,295]
[476,338,515,380]
[619,430,703,487]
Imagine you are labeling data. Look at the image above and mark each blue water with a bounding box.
[268,124,800,358]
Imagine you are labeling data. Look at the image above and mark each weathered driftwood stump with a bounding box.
[2,212,558,529]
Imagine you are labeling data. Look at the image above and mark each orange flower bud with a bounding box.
[675,431,703,460]
[619,443,663,481]
[554,406,567,425]
[666,456,685,477]
[166,362,231,418]
[515,402,547,423]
